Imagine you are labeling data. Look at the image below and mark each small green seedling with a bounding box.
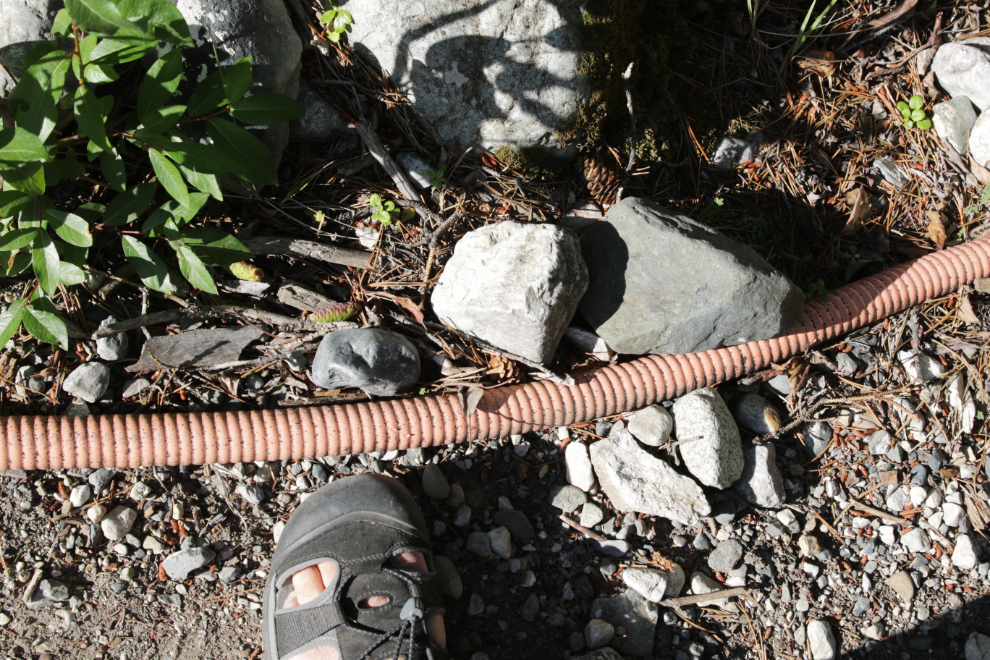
[426,162,446,189]
[897,96,931,130]
[805,279,830,302]
[319,1,353,43]
[964,182,990,219]
[369,194,415,226]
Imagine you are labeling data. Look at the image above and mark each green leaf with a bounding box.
[65,0,142,36]
[0,299,27,347]
[52,9,73,37]
[121,235,173,294]
[222,57,253,104]
[909,95,924,111]
[10,50,70,142]
[31,230,61,295]
[100,148,127,192]
[917,118,932,131]
[319,9,338,24]
[137,49,183,121]
[897,101,909,115]
[148,148,189,207]
[44,148,87,185]
[176,244,216,293]
[73,86,112,152]
[44,209,92,247]
[206,118,277,185]
[186,70,228,118]
[161,133,239,175]
[23,302,69,349]
[135,104,186,137]
[17,196,44,228]
[103,182,158,226]
[333,10,353,32]
[0,228,39,251]
[84,62,119,84]
[117,0,193,46]
[0,251,32,277]
[178,165,223,201]
[0,162,46,194]
[0,127,51,163]
[58,261,87,286]
[88,35,159,64]
[0,192,34,220]
[229,93,306,125]
[180,228,252,265]
[910,109,926,121]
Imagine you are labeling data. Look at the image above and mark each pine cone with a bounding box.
[579,148,624,208]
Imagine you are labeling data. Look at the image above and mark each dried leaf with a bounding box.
[957,294,980,325]
[867,0,919,28]
[971,159,990,186]
[458,386,486,418]
[797,50,837,77]
[842,188,871,235]
[368,292,425,325]
[925,210,946,249]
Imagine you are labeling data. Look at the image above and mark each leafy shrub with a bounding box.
[0,0,305,349]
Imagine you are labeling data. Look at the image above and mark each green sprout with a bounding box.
[425,162,447,189]
[368,194,415,226]
[805,279,830,302]
[319,1,353,43]
[897,96,931,130]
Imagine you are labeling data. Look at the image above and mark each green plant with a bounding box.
[368,193,414,226]
[319,0,353,43]
[897,96,931,130]
[964,182,990,219]
[310,301,362,323]
[792,0,840,55]
[425,162,446,189]
[805,279,830,302]
[699,196,724,225]
[0,0,305,349]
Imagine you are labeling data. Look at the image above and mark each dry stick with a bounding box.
[241,237,371,269]
[559,514,607,542]
[659,588,748,608]
[353,119,425,216]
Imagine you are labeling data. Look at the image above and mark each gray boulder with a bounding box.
[933,43,990,112]
[312,328,420,396]
[589,424,710,525]
[63,362,110,403]
[932,96,977,156]
[431,221,588,364]
[671,388,744,489]
[577,197,804,355]
[0,0,62,96]
[345,0,589,151]
[589,590,657,657]
[970,110,990,170]
[734,444,785,508]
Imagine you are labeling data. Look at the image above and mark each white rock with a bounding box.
[565,441,595,492]
[925,489,943,509]
[807,620,837,660]
[579,502,604,528]
[563,326,612,362]
[621,567,668,603]
[101,506,137,541]
[671,388,744,489]
[933,43,990,111]
[689,573,732,609]
[910,485,928,507]
[431,222,588,364]
[69,485,91,508]
[947,373,977,434]
[95,316,128,361]
[87,503,107,523]
[130,481,151,502]
[664,563,686,598]
[734,444,785,508]
[886,486,911,513]
[943,502,965,527]
[966,632,990,660]
[732,393,782,434]
[488,527,513,559]
[355,226,380,249]
[63,363,111,403]
[625,405,674,447]
[878,526,896,546]
[901,528,931,554]
[897,350,944,383]
[589,425,710,525]
[953,534,978,570]
[932,96,978,155]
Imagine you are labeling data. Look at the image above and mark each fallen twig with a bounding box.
[241,237,371,269]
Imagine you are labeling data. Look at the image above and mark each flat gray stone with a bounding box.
[312,328,420,396]
[932,96,977,155]
[885,570,914,602]
[162,547,215,581]
[549,485,586,513]
[422,464,450,500]
[26,579,68,610]
[431,222,588,364]
[589,424,710,525]
[735,444,785,508]
[345,0,589,151]
[970,110,990,170]
[621,567,668,603]
[671,388,744,489]
[708,540,743,573]
[590,590,657,656]
[128,327,262,372]
[96,316,128,361]
[63,363,111,404]
[578,197,803,355]
[625,405,673,447]
[121,378,152,399]
[465,531,491,558]
[933,43,990,112]
[800,421,832,457]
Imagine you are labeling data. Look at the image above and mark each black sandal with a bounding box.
[262,474,448,660]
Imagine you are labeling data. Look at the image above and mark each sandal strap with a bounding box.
[274,584,347,658]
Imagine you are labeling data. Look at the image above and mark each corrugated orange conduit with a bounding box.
[2,237,989,471]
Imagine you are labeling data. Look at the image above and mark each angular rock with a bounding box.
[431,222,588,364]
[63,363,111,404]
[96,316,128,361]
[689,573,732,609]
[799,421,832,457]
[625,405,673,447]
[579,502,604,529]
[708,540,743,573]
[549,485,587,513]
[312,328,420,396]
[422,464,450,500]
[735,444,785,508]
[590,589,657,656]
[121,378,151,399]
[933,43,990,112]
[488,526,512,559]
[932,96,977,155]
[563,326,612,361]
[885,570,915,602]
[671,388,744,489]
[465,531,491,558]
[902,528,931,554]
[129,327,263,372]
[0,0,62,96]
[69,484,91,508]
[162,547,216,581]
[589,425,710,525]
[967,632,990,660]
[970,110,990,170]
[664,563,686,598]
[26,579,69,610]
[732,393,781,434]
[577,197,804,355]
[565,441,595,492]
[807,620,837,660]
[346,0,588,151]
[621,567,668,603]
[711,133,764,169]
[952,534,978,570]
[583,619,614,650]
[101,506,136,541]
[395,152,434,191]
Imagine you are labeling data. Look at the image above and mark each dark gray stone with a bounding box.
[707,540,743,573]
[312,329,420,396]
[162,547,215,581]
[88,468,117,492]
[590,590,658,656]
[27,579,69,610]
[96,316,128,361]
[0,0,62,96]
[289,79,352,140]
[493,509,534,540]
[578,197,804,355]
[63,363,111,403]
